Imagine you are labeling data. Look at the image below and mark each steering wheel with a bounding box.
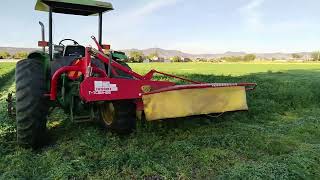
[58,39,79,47]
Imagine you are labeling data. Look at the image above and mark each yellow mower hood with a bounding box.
[142,86,248,121]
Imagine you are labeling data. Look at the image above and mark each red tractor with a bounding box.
[15,0,256,148]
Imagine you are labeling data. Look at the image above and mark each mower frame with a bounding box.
[47,37,256,112]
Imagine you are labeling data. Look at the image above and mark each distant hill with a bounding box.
[122,48,312,60]
[122,48,194,58]
[0,47,39,55]
[0,47,312,60]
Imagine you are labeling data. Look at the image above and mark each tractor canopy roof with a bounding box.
[35,0,113,16]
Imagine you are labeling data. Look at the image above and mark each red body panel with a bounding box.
[79,77,175,102]
[38,41,49,47]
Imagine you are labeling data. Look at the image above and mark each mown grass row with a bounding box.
[0,63,15,91]
[0,63,319,179]
[0,63,17,172]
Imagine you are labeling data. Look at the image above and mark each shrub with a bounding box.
[170,56,182,62]
[128,51,145,63]
[291,53,302,59]
[221,56,243,62]
[13,52,28,59]
[0,51,11,59]
[243,54,256,62]
[311,51,320,61]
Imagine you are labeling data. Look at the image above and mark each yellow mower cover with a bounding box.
[143,86,248,121]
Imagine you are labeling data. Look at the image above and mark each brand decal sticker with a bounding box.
[89,81,118,95]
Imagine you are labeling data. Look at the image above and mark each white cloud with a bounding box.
[166,40,305,54]
[239,0,265,31]
[166,40,256,54]
[99,0,181,49]
[109,0,180,28]
[238,0,316,34]
[132,0,180,17]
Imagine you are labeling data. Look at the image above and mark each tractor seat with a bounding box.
[64,45,85,57]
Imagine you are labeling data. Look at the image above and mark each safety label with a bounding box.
[89,81,118,95]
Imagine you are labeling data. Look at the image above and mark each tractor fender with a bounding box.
[27,51,51,82]
[28,50,47,60]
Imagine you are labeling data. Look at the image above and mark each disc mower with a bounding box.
[14,0,256,148]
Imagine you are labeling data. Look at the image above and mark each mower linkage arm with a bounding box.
[89,47,257,91]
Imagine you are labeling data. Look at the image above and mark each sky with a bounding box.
[0,0,319,54]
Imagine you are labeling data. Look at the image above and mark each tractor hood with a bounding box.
[35,0,113,16]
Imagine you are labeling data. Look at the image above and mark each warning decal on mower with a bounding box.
[89,81,118,95]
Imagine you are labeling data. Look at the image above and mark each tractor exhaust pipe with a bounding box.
[39,21,45,52]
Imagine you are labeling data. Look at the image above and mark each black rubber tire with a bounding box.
[15,58,49,148]
[99,61,136,133]
[100,100,136,134]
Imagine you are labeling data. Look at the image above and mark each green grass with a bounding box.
[0,62,320,179]
[0,63,15,95]
[129,62,320,75]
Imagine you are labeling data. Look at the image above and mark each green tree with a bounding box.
[311,51,320,61]
[171,56,182,62]
[13,51,28,59]
[243,54,256,62]
[183,58,192,62]
[196,58,207,62]
[208,58,218,62]
[0,51,11,59]
[129,51,145,63]
[222,56,242,62]
[291,53,302,59]
[148,52,159,60]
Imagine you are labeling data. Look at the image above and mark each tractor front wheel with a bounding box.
[99,100,136,134]
[15,58,49,148]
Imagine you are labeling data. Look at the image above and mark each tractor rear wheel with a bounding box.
[15,58,49,148]
[99,100,136,134]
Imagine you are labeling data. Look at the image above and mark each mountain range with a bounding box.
[0,47,312,60]
[122,48,311,60]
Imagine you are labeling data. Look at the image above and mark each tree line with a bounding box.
[311,51,320,61]
[127,50,320,63]
[291,51,320,61]
[2,50,320,62]
[0,51,28,59]
[127,51,257,63]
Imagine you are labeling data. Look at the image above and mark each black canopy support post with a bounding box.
[49,7,53,61]
[98,12,103,45]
